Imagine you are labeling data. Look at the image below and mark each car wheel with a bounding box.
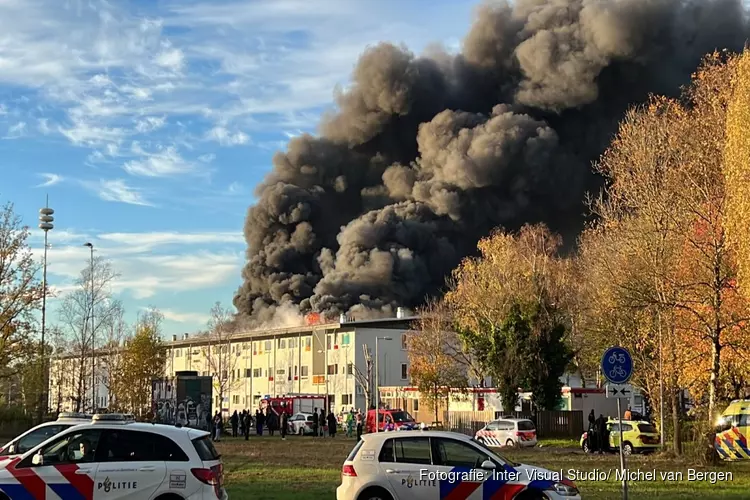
[357,486,394,500]
[623,443,633,456]
[515,490,546,500]
[505,439,515,448]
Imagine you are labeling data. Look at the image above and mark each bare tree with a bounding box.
[98,302,129,411]
[353,345,374,410]
[47,327,73,414]
[57,257,119,412]
[203,302,241,412]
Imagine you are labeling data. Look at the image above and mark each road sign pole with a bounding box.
[617,397,628,500]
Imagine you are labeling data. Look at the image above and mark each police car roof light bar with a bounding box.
[92,413,136,423]
[57,412,92,420]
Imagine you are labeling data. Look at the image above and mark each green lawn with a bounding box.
[217,435,750,499]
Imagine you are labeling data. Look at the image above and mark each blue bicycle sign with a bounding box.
[601,346,633,384]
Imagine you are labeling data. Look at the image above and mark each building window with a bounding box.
[300,366,309,377]
[253,368,262,378]
[174,349,181,357]
[342,394,352,405]
[347,363,354,375]
[265,340,272,351]
[232,395,240,404]
[276,369,285,375]
[326,335,332,350]
[413,399,419,411]
[341,333,350,345]
[327,364,338,375]
[401,363,408,380]
[401,333,407,350]
[243,342,249,350]
[245,369,252,378]
[304,337,311,350]
[278,338,286,349]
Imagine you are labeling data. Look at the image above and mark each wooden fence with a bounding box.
[441,410,583,439]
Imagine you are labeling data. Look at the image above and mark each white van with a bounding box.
[475,417,538,448]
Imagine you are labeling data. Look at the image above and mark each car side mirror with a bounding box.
[481,460,496,470]
[32,452,43,466]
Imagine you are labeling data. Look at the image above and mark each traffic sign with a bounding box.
[606,384,633,399]
[601,346,633,385]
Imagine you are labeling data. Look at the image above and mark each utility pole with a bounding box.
[84,243,95,412]
[38,197,54,423]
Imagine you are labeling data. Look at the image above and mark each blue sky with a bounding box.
[4,0,476,336]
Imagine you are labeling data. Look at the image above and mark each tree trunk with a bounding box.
[671,386,682,455]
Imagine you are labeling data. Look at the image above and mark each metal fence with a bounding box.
[441,410,583,439]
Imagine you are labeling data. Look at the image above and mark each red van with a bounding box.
[365,408,419,432]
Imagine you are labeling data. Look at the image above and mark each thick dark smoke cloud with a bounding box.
[235,0,750,324]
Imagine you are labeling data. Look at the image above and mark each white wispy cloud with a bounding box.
[31,228,244,313]
[123,143,196,177]
[4,121,26,139]
[156,309,210,324]
[35,173,64,188]
[206,126,250,146]
[82,179,153,206]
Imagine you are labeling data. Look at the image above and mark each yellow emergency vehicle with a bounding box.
[714,399,750,460]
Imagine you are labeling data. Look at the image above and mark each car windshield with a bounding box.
[517,420,535,431]
[390,411,413,422]
[471,438,519,466]
[638,423,657,433]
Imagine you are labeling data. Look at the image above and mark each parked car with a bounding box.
[475,417,538,448]
[580,418,660,455]
[288,412,316,435]
[336,430,580,500]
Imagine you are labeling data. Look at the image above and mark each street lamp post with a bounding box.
[83,242,95,413]
[374,336,392,433]
[38,197,54,423]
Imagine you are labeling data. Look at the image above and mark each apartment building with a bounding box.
[49,311,417,415]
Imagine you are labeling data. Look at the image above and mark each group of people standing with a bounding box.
[586,409,611,453]
[209,405,368,442]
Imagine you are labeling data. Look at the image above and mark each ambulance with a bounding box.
[714,399,750,460]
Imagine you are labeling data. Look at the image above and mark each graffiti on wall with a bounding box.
[152,376,212,430]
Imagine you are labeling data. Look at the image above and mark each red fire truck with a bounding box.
[259,394,327,416]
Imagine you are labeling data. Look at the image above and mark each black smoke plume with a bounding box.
[235,0,749,324]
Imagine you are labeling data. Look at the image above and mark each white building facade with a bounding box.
[49,315,416,415]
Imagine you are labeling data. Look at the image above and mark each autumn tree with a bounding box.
[446,224,574,412]
[407,299,471,424]
[203,302,241,412]
[57,257,119,412]
[0,202,44,380]
[724,49,750,300]
[118,309,166,417]
[585,50,750,461]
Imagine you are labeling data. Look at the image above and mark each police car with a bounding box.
[0,413,228,500]
[337,430,580,500]
[0,412,93,459]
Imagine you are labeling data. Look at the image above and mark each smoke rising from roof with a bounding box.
[235,0,749,323]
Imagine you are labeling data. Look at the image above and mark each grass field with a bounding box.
[218,435,750,499]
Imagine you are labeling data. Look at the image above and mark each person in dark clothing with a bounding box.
[244,411,251,440]
[256,409,265,436]
[230,411,239,437]
[327,411,337,438]
[356,411,363,441]
[311,409,319,437]
[239,410,245,436]
[280,411,289,440]
[267,409,278,436]
[587,410,596,453]
[318,409,326,437]
[595,414,608,454]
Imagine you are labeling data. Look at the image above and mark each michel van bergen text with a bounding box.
[418,468,733,484]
